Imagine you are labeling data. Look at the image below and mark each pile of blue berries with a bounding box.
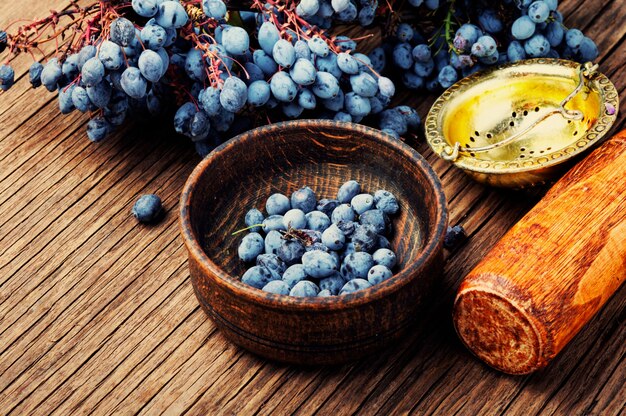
[236,180,400,297]
[0,0,599,151]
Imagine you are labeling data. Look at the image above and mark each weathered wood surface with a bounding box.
[0,0,624,414]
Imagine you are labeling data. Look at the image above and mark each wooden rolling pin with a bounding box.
[453,130,626,374]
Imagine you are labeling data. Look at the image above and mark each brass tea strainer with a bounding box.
[425,59,619,188]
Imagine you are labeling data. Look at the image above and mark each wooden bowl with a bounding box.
[179,120,448,365]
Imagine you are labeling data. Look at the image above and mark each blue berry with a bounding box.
[321,223,345,250]
[277,239,306,265]
[507,41,527,61]
[262,280,290,295]
[220,76,248,113]
[283,209,307,229]
[291,186,316,213]
[331,204,356,223]
[290,280,320,297]
[290,58,317,85]
[318,289,333,297]
[351,194,374,215]
[256,253,287,280]
[263,215,288,232]
[578,37,599,61]
[320,274,344,295]
[345,92,371,117]
[81,57,105,87]
[368,265,393,284]
[337,180,360,203]
[312,71,340,99]
[29,62,44,88]
[155,1,188,28]
[360,209,389,235]
[297,89,317,109]
[0,64,15,91]
[264,230,283,254]
[203,0,227,18]
[478,9,504,33]
[373,248,397,269]
[282,263,308,289]
[120,67,148,99]
[266,193,291,215]
[302,250,338,278]
[272,39,296,68]
[444,225,467,249]
[238,232,265,262]
[317,199,340,217]
[306,211,331,232]
[565,29,584,49]
[373,190,399,215]
[524,34,550,57]
[392,43,413,70]
[471,36,497,57]
[242,266,276,289]
[258,22,280,55]
[247,80,271,107]
[339,278,372,294]
[138,49,164,82]
[352,224,378,253]
[438,65,458,88]
[222,26,250,55]
[270,71,298,102]
[528,1,550,23]
[132,0,159,17]
[454,24,482,52]
[86,117,111,142]
[110,17,136,46]
[341,252,374,280]
[132,194,163,223]
[98,40,124,70]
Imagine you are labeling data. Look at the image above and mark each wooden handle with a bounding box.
[453,130,626,374]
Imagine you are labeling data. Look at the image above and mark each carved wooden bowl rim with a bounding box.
[180,120,448,311]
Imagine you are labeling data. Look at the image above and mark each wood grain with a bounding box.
[0,0,624,414]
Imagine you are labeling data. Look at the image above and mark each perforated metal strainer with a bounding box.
[425,59,619,188]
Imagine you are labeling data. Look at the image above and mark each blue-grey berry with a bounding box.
[302,250,338,278]
[238,232,265,262]
[306,211,331,232]
[263,215,287,232]
[320,273,344,295]
[321,223,345,250]
[339,278,372,294]
[242,265,276,289]
[264,230,283,254]
[368,264,393,285]
[291,186,317,213]
[256,253,287,280]
[350,193,374,214]
[283,209,307,229]
[337,180,361,203]
[290,280,320,297]
[262,280,290,295]
[318,289,333,297]
[373,248,397,269]
[352,224,378,253]
[245,208,264,233]
[282,264,308,289]
[132,194,163,223]
[316,199,340,217]
[277,239,306,265]
[374,190,399,215]
[341,252,374,280]
[331,204,356,223]
[266,193,291,215]
[359,209,390,235]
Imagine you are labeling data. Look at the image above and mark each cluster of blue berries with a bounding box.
[0,0,600,152]
[236,180,400,297]
[373,0,599,91]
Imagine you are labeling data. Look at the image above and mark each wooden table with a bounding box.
[1,1,624,414]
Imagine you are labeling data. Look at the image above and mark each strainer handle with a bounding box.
[440,62,599,162]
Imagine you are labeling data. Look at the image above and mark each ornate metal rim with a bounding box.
[424,58,619,175]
